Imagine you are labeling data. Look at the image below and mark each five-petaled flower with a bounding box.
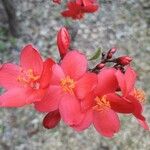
[61,0,99,19]
[72,67,149,137]
[0,44,54,107]
[115,67,149,130]
[35,50,97,126]
[72,68,120,137]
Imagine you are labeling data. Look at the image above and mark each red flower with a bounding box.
[72,68,148,137]
[72,68,121,137]
[35,51,97,126]
[0,44,54,107]
[57,27,71,58]
[115,66,149,129]
[61,0,99,19]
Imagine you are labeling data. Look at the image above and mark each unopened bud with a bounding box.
[96,63,105,69]
[43,111,61,129]
[109,48,117,54]
[116,56,132,66]
[107,48,117,59]
[106,53,113,59]
[57,27,71,58]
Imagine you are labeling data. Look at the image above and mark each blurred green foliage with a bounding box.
[0,27,17,52]
[0,41,6,52]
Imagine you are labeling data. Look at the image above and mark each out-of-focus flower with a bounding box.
[35,51,97,126]
[61,0,99,19]
[57,27,71,58]
[0,44,55,107]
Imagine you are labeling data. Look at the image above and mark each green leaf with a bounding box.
[89,48,101,60]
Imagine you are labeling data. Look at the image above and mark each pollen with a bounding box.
[133,88,145,103]
[60,76,75,94]
[93,95,111,111]
[17,69,40,89]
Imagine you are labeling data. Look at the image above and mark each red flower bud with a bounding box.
[107,48,117,59]
[116,56,132,66]
[109,48,117,54]
[57,27,71,58]
[106,53,113,59]
[43,110,61,129]
[97,63,105,69]
[53,0,61,4]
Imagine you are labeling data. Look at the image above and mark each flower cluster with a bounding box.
[53,0,99,19]
[0,27,149,137]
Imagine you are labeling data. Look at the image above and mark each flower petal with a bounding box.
[20,44,43,75]
[106,93,134,113]
[40,58,55,89]
[72,110,93,131]
[0,88,31,107]
[127,95,145,120]
[0,63,20,89]
[115,69,127,96]
[81,92,95,111]
[50,64,65,85]
[43,110,61,129]
[83,5,99,13]
[34,86,62,112]
[59,93,84,126]
[27,89,45,103]
[93,109,120,137]
[75,72,97,99]
[61,51,87,80]
[137,119,149,130]
[95,68,118,96]
[125,66,136,94]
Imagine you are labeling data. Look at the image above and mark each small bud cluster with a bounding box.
[94,48,133,73]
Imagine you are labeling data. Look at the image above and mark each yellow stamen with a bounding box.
[60,76,75,94]
[133,88,145,103]
[93,95,111,111]
[17,69,40,89]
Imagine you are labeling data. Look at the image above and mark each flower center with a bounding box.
[17,69,40,89]
[133,88,145,103]
[60,76,75,94]
[93,95,111,111]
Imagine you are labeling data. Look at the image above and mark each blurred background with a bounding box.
[0,0,150,149]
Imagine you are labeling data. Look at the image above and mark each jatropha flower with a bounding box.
[61,0,99,19]
[115,66,149,129]
[0,44,54,107]
[72,68,121,137]
[72,67,149,137]
[35,50,97,126]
